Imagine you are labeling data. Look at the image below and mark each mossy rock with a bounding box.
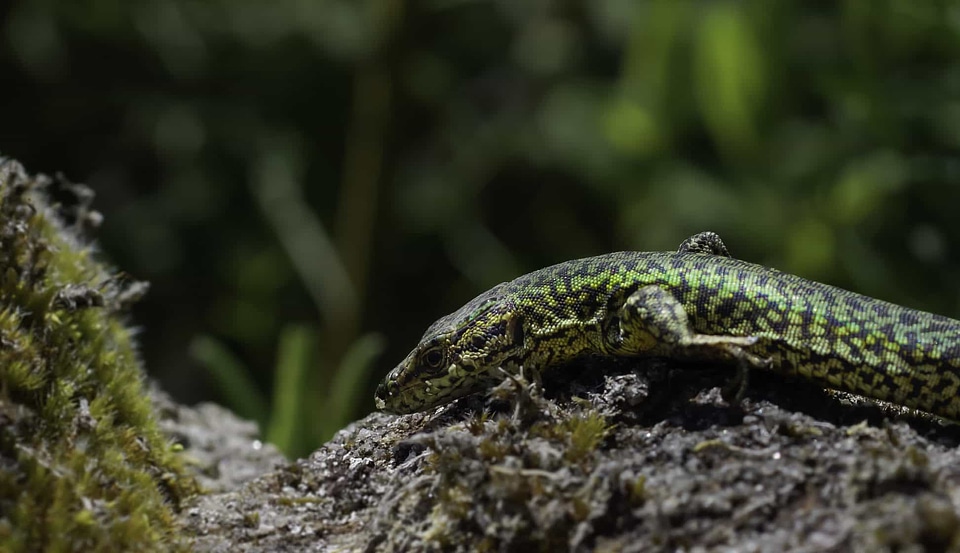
[0,158,198,551]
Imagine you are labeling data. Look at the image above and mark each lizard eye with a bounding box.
[421,346,445,371]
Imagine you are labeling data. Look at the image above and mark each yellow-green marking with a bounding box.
[375,232,960,419]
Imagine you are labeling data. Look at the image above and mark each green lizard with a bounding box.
[374,232,960,419]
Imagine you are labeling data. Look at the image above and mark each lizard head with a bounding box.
[374,284,525,414]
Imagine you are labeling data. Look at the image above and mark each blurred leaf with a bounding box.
[512,17,578,76]
[191,335,269,425]
[829,151,907,225]
[785,218,835,278]
[694,3,766,161]
[318,332,385,442]
[604,99,661,158]
[266,324,315,456]
[251,141,358,329]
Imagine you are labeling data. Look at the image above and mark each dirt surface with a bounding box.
[176,358,960,552]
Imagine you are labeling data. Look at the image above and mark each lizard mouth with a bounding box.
[373,376,443,414]
[373,381,391,411]
[375,363,480,414]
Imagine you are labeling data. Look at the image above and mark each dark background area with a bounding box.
[2,1,960,455]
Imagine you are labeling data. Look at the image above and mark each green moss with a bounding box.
[561,411,612,464]
[0,159,199,552]
[405,398,622,551]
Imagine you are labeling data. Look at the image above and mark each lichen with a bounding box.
[0,158,198,552]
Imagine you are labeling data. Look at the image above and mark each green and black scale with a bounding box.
[375,232,960,419]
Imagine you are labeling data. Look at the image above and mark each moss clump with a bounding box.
[0,159,198,551]
[396,392,622,552]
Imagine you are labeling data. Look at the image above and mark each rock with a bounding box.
[178,358,960,552]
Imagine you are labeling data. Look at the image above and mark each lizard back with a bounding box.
[504,251,960,418]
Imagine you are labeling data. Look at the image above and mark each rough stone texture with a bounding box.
[176,358,960,552]
[152,386,286,494]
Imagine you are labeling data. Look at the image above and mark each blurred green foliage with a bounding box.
[3,1,960,454]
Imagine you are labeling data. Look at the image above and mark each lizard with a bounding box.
[374,231,960,420]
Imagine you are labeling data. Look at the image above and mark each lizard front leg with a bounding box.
[610,285,770,400]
